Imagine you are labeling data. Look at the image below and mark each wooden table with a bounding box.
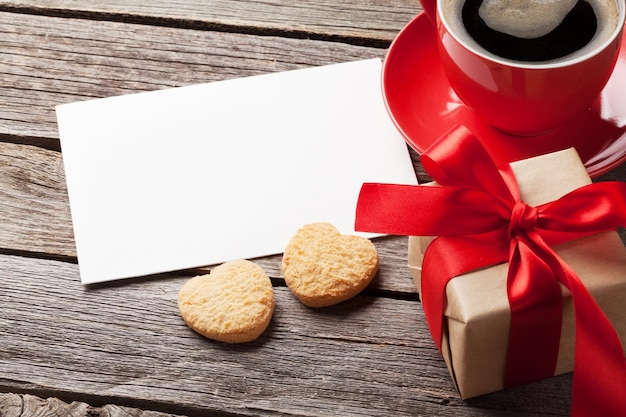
[1,2,625,416]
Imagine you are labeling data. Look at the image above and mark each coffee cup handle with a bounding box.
[419,0,437,24]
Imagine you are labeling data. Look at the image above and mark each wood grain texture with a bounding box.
[0,254,573,416]
[0,393,183,417]
[0,11,387,150]
[0,1,624,416]
[0,0,420,44]
[0,142,74,257]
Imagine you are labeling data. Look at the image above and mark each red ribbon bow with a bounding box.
[355,126,626,416]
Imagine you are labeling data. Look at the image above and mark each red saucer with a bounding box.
[382,13,626,178]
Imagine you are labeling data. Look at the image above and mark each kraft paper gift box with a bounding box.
[408,148,626,399]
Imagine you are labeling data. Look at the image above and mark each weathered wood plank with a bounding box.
[0,11,388,149]
[0,393,184,417]
[0,254,573,416]
[0,0,420,44]
[0,142,75,257]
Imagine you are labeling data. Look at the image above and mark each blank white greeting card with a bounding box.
[56,58,418,284]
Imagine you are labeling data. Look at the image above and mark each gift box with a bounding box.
[407,148,626,399]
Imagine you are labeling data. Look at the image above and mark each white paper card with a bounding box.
[57,58,418,284]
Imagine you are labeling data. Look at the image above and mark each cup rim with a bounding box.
[438,0,626,69]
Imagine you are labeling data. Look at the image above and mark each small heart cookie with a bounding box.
[178,260,274,343]
[282,222,379,307]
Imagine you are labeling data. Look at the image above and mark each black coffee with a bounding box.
[462,0,597,61]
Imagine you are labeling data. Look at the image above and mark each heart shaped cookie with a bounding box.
[282,222,379,307]
[178,260,274,343]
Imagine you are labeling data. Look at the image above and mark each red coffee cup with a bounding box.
[419,0,625,136]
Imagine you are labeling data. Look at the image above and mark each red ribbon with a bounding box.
[355,126,626,416]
